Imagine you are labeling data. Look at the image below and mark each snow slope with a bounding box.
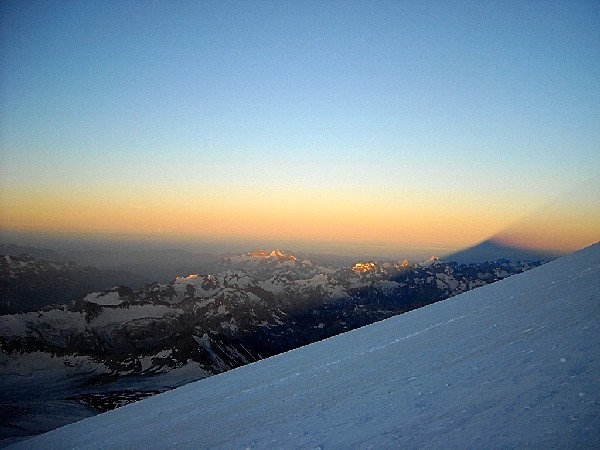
[10,244,599,449]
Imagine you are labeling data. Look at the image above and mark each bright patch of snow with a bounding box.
[83,291,123,306]
[258,277,286,294]
[91,305,182,327]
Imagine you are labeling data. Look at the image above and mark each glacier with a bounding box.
[9,243,599,449]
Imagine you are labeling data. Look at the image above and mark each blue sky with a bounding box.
[1,0,599,256]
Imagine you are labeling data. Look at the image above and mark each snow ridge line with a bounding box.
[377,315,467,350]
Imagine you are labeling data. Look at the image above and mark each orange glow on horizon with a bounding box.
[0,195,508,250]
[1,184,597,255]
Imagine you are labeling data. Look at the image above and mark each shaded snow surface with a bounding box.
[11,243,600,449]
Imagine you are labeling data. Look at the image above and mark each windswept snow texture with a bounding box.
[11,244,600,449]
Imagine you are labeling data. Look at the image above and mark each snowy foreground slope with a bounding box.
[11,244,600,449]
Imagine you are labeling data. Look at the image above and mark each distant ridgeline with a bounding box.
[0,254,149,314]
[0,248,548,443]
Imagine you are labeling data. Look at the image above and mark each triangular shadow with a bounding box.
[445,239,563,263]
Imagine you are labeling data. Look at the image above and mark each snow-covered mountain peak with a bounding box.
[178,273,200,280]
[352,262,378,273]
[246,249,270,258]
[215,249,306,272]
[269,249,297,261]
[352,259,412,273]
[416,255,442,268]
[245,249,298,261]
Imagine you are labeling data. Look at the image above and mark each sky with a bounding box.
[1,0,599,258]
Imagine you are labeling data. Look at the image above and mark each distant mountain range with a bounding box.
[1,238,561,280]
[0,248,548,443]
[0,244,220,284]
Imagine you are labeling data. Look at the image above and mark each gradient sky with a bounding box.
[1,0,599,257]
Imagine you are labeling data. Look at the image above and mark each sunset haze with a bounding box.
[1,0,598,258]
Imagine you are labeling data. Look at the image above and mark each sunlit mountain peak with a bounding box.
[269,249,298,261]
[416,255,441,269]
[352,262,378,273]
[247,250,270,258]
[175,274,201,281]
[246,249,298,261]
